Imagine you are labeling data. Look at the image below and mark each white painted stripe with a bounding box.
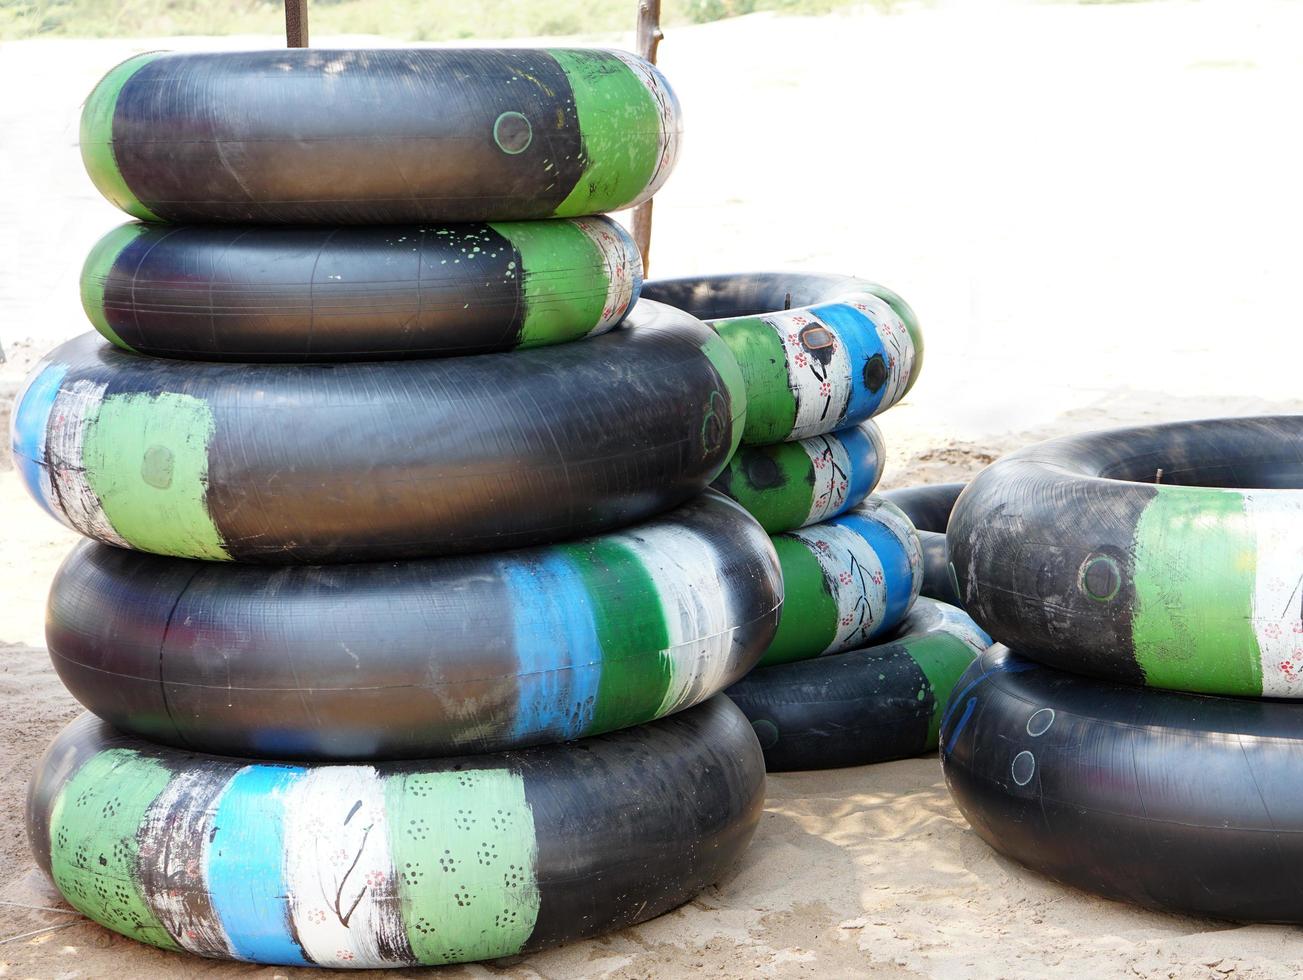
[801,432,854,526]
[610,50,681,200]
[283,767,407,968]
[839,292,917,411]
[616,523,736,717]
[45,379,130,547]
[765,308,854,441]
[859,497,925,606]
[789,522,889,656]
[572,216,637,334]
[1245,492,1303,696]
[138,767,236,959]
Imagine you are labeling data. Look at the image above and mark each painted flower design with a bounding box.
[792,315,808,326]
[815,540,831,553]
[819,381,832,397]
[365,870,386,888]
[794,351,808,368]
[870,570,884,586]
[1265,622,1283,639]
[307,909,328,924]
[840,614,853,626]
[838,571,853,585]
[337,950,356,962]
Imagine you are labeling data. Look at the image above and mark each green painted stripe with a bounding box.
[82,392,230,560]
[713,317,794,445]
[80,223,150,350]
[715,442,814,534]
[865,283,924,396]
[565,540,673,733]
[491,220,608,347]
[549,50,660,216]
[699,326,747,462]
[48,749,180,952]
[80,53,164,221]
[905,633,978,749]
[386,768,540,965]
[759,536,838,668]
[1131,487,1262,695]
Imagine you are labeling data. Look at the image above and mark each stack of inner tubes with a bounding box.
[940,416,1303,922]
[644,274,991,770]
[15,48,782,968]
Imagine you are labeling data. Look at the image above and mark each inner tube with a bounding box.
[940,645,1303,923]
[949,416,1303,697]
[82,49,681,224]
[728,598,991,771]
[11,301,743,563]
[881,483,965,606]
[27,698,763,968]
[81,218,641,362]
[48,491,782,760]
[642,273,923,444]
[761,497,922,668]
[711,422,884,534]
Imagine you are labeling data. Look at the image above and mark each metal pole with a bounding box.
[631,0,663,274]
[285,0,309,47]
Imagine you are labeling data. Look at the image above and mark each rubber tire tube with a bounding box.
[27,697,763,967]
[760,497,922,668]
[711,421,885,534]
[940,644,1303,924]
[81,217,641,361]
[948,415,1303,697]
[11,300,744,563]
[81,48,681,224]
[728,598,991,772]
[47,491,782,760]
[642,272,923,444]
[881,483,965,605]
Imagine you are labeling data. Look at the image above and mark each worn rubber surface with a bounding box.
[81,48,680,223]
[761,497,922,668]
[643,272,923,444]
[712,421,884,534]
[728,598,990,771]
[881,483,964,605]
[27,697,764,967]
[941,644,1303,923]
[48,492,782,760]
[81,218,641,361]
[11,301,744,563]
[948,416,1303,697]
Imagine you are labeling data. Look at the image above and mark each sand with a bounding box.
[5,1,1303,976]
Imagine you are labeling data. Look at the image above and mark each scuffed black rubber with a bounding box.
[12,300,744,562]
[27,697,764,966]
[941,645,1303,923]
[881,483,965,605]
[947,415,1303,697]
[47,492,782,760]
[80,218,642,361]
[727,598,991,771]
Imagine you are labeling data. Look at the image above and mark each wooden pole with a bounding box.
[631,0,662,275]
[285,0,309,47]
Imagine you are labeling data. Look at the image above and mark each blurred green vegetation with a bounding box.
[0,0,910,41]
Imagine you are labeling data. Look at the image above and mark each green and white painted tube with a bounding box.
[711,421,886,534]
[761,496,923,668]
[950,415,1303,697]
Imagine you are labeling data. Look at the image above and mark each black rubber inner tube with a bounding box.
[11,300,744,563]
[881,483,965,606]
[80,218,642,362]
[27,697,764,967]
[47,491,782,760]
[727,598,991,771]
[81,48,682,224]
[941,645,1303,924]
[642,272,924,445]
[948,415,1303,697]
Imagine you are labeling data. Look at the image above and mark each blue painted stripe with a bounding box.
[10,362,68,518]
[837,510,917,640]
[943,697,978,756]
[207,765,310,966]
[502,553,603,743]
[837,424,884,512]
[810,302,888,422]
[937,658,1038,744]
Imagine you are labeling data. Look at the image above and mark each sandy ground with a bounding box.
[5,1,1303,976]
